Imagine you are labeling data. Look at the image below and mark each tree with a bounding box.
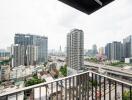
[60,65,67,77]
[25,75,45,87]
[123,90,132,100]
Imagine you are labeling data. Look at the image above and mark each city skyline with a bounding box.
[0,0,132,50]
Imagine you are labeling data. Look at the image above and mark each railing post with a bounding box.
[109,79,111,100]
[79,75,81,100]
[104,77,106,100]
[95,74,97,100]
[122,83,124,100]
[39,87,41,100]
[99,75,102,100]
[56,81,58,100]
[69,77,71,100]
[16,93,18,100]
[65,79,67,100]
[87,72,89,100]
[32,89,34,100]
[46,85,47,100]
[61,80,63,100]
[73,76,74,100]
[76,75,78,100]
[51,82,53,100]
[115,81,117,100]
[130,86,132,100]
[84,73,87,100]
[92,73,94,100]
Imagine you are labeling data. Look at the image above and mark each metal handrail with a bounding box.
[0,71,132,97]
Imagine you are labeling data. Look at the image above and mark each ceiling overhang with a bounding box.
[59,0,115,15]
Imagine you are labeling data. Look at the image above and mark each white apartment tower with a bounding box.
[67,29,84,72]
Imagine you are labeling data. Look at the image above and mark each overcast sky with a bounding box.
[0,0,132,51]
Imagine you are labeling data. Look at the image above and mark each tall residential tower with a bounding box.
[123,35,132,58]
[105,41,123,61]
[67,29,84,73]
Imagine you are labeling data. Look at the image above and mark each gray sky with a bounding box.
[0,0,132,51]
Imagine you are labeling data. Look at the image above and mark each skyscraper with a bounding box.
[123,35,132,58]
[98,47,104,55]
[92,44,98,56]
[26,45,38,66]
[67,29,84,73]
[14,34,48,64]
[111,41,123,60]
[105,43,111,60]
[11,44,26,67]
[105,42,123,60]
[11,45,39,67]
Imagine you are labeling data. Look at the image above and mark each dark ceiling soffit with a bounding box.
[59,0,115,15]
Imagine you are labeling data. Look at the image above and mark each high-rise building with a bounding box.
[105,42,123,60]
[14,34,48,64]
[98,47,104,55]
[11,44,38,67]
[92,44,98,56]
[26,45,38,66]
[67,29,84,73]
[123,35,132,58]
[105,43,112,60]
[111,41,123,60]
[11,44,26,67]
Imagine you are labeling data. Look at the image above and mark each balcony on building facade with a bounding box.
[0,71,132,100]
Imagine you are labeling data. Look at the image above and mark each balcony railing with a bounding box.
[0,71,132,100]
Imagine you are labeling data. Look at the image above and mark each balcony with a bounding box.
[0,71,132,100]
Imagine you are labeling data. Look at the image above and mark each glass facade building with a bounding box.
[123,35,132,58]
[14,34,48,64]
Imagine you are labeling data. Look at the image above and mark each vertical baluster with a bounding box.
[73,76,74,100]
[109,79,111,100]
[32,89,34,100]
[82,74,84,99]
[99,76,102,100]
[84,73,87,100]
[16,93,18,100]
[61,80,63,100]
[115,81,117,100]
[76,76,78,100]
[104,77,106,100]
[92,73,94,100]
[51,82,53,100]
[122,83,124,100]
[56,81,58,100]
[46,85,47,100]
[95,74,97,100]
[69,78,71,100]
[65,79,67,100]
[40,87,41,100]
[87,72,89,100]
[130,86,132,100]
[79,75,81,100]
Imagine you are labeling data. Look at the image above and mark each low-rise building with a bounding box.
[0,65,10,81]
[125,58,132,63]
